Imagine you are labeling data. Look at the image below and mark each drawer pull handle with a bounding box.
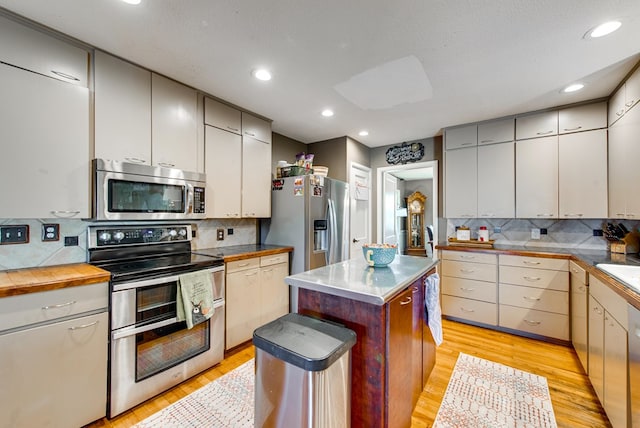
[626,100,636,107]
[579,286,586,292]
[245,272,258,277]
[523,296,541,301]
[459,287,475,292]
[461,142,473,146]
[460,307,475,313]
[68,320,99,331]
[157,162,175,168]
[480,139,494,144]
[42,301,76,310]
[460,269,475,274]
[523,261,541,265]
[593,307,603,315]
[412,286,419,294]
[535,214,554,217]
[227,126,240,132]
[563,126,582,131]
[536,130,554,135]
[524,319,541,326]
[459,255,475,259]
[523,276,541,281]
[238,263,250,267]
[124,157,147,164]
[400,297,412,306]
[50,210,81,218]
[571,268,578,273]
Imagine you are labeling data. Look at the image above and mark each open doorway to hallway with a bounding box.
[376,161,438,257]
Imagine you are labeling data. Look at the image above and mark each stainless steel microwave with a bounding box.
[92,159,206,221]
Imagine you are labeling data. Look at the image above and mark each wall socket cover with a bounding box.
[216,228,224,240]
[531,228,541,240]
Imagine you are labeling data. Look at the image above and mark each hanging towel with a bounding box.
[177,270,215,329]
[424,273,443,346]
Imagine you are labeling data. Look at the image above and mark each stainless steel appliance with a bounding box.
[261,175,349,309]
[92,158,206,221]
[88,224,224,418]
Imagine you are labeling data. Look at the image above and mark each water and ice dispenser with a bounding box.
[314,219,327,252]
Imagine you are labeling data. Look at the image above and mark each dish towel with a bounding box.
[177,270,215,329]
[424,273,443,346]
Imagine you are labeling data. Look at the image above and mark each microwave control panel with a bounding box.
[193,187,205,213]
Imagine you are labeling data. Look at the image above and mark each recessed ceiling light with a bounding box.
[563,83,585,93]
[121,0,141,4]
[359,130,369,136]
[321,109,334,117]
[252,69,272,81]
[585,20,622,38]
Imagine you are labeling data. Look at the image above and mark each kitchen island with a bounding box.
[285,255,439,428]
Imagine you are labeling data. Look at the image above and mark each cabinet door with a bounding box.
[0,312,108,427]
[151,73,198,171]
[515,136,558,218]
[609,105,640,219]
[0,63,89,218]
[260,262,289,325]
[558,102,607,134]
[94,51,151,164]
[444,147,477,218]
[445,124,477,150]
[242,136,272,217]
[588,295,605,404]
[204,126,242,218]
[603,312,628,428]
[516,111,558,140]
[608,86,626,127]
[411,281,424,406]
[625,67,640,113]
[387,287,414,428]
[558,129,607,218]
[225,267,261,349]
[570,263,588,373]
[477,117,514,145]
[242,112,272,144]
[478,141,514,218]
[204,97,241,134]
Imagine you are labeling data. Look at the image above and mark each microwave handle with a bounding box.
[186,183,194,214]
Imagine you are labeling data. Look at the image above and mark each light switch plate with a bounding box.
[531,228,541,240]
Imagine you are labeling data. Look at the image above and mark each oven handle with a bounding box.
[112,266,225,292]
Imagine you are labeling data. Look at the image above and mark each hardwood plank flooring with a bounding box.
[86,319,610,427]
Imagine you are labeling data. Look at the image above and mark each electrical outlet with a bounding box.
[216,228,224,241]
[64,236,79,246]
[493,226,502,234]
[540,228,547,235]
[0,225,29,244]
[531,228,541,240]
[42,223,60,241]
[227,228,234,235]
[593,229,604,236]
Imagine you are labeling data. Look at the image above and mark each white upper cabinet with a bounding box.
[558,129,608,219]
[242,112,272,144]
[477,118,514,145]
[609,103,640,219]
[609,67,640,127]
[444,124,477,150]
[608,86,626,127]
[444,147,477,218]
[204,125,242,218]
[151,73,198,172]
[478,142,515,218]
[516,111,558,140]
[242,135,272,217]
[94,51,151,164]
[0,15,88,87]
[558,102,607,134]
[516,136,558,218]
[204,97,241,135]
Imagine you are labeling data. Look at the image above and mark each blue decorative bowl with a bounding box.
[362,245,397,267]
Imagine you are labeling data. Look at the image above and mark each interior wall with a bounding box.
[271,133,307,177]
[308,137,347,181]
[346,137,371,168]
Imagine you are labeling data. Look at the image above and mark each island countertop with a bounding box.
[285,255,439,305]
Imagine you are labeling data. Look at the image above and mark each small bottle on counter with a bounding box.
[478,226,489,242]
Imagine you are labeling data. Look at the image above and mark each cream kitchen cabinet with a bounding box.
[515,135,558,218]
[558,102,607,134]
[515,110,558,140]
[498,255,569,341]
[204,97,242,135]
[205,125,242,218]
[444,123,477,150]
[94,50,152,165]
[570,261,589,374]
[441,250,498,326]
[242,112,272,144]
[477,117,514,145]
[225,254,289,350]
[477,141,515,218]
[609,103,640,219]
[151,73,198,172]
[241,135,272,217]
[444,146,477,218]
[588,275,628,428]
[558,129,608,219]
[609,66,640,127]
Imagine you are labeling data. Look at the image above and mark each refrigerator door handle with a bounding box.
[326,199,338,265]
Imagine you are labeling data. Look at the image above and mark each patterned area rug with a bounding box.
[434,353,557,428]
[133,359,254,428]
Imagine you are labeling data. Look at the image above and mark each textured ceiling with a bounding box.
[1,0,639,147]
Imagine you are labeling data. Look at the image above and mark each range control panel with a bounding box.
[89,225,191,247]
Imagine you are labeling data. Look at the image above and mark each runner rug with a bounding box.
[133,359,254,428]
[434,353,557,428]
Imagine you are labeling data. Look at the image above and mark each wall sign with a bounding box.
[385,142,424,165]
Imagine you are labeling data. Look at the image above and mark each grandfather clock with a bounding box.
[406,191,427,256]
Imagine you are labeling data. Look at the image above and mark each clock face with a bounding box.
[411,200,422,211]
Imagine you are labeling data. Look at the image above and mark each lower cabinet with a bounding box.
[570,260,589,374]
[225,253,289,349]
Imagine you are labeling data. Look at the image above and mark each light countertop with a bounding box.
[285,255,439,305]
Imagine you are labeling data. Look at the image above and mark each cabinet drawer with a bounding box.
[499,265,568,291]
[499,254,568,271]
[226,257,260,273]
[477,117,514,145]
[499,284,568,315]
[445,124,477,150]
[558,102,607,134]
[260,253,289,267]
[590,276,627,327]
[0,282,108,332]
[441,250,496,265]
[516,111,558,140]
[441,260,496,282]
[441,277,497,303]
[569,260,588,285]
[204,97,241,134]
[442,295,497,325]
[499,305,569,340]
[242,112,272,144]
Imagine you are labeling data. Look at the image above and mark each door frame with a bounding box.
[349,161,372,256]
[376,160,438,248]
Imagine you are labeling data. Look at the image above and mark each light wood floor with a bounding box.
[86,319,610,427]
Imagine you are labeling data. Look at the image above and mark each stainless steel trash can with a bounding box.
[253,313,356,428]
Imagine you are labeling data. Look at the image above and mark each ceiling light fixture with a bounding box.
[563,83,585,93]
[585,20,622,39]
[121,0,141,5]
[359,130,369,136]
[252,69,272,81]
[321,109,334,117]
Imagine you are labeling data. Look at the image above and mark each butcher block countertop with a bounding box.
[193,244,293,263]
[0,263,110,298]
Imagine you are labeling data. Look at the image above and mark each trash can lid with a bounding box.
[253,313,357,372]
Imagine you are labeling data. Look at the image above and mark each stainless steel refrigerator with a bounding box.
[261,175,349,308]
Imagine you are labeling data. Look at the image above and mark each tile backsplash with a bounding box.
[447,218,640,251]
[0,218,258,270]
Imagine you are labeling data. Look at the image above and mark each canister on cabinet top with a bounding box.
[478,226,489,242]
